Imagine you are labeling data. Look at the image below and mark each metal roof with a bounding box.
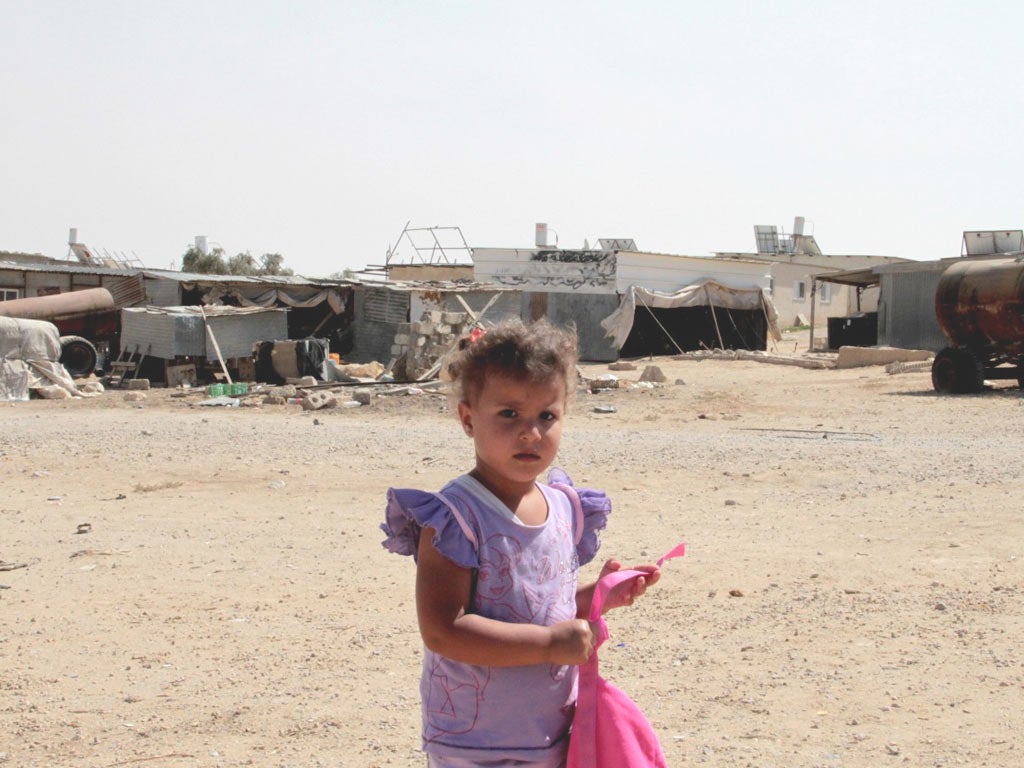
[0,259,359,288]
[140,268,327,286]
[815,267,880,287]
[0,259,140,278]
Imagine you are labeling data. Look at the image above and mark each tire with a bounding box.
[932,347,983,394]
[59,335,98,377]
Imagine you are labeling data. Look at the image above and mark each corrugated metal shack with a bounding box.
[120,306,289,361]
[0,259,147,306]
[821,254,1019,354]
[0,259,356,352]
[139,270,356,353]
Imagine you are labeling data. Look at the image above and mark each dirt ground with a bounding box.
[3,340,1024,768]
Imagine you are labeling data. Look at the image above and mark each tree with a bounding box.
[179,246,295,276]
[181,246,228,274]
[258,253,293,276]
[228,252,258,275]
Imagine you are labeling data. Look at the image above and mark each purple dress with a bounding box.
[382,469,610,763]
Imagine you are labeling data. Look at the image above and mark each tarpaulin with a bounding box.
[0,317,80,401]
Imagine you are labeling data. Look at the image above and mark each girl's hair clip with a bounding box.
[468,327,486,343]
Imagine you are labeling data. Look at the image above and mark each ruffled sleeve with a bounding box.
[380,488,480,569]
[547,468,610,566]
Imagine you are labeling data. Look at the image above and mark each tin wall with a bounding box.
[120,309,288,360]
[877,269,948,351]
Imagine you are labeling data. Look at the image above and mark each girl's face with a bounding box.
[457,373,565,494]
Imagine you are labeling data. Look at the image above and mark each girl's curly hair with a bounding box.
[444,318,578,405]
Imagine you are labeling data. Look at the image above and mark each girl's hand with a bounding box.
[546,618,595,665]
[598,559,661,613]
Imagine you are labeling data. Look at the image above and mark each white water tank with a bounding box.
[195,235,208,255]
[535,223,549,247]
[793,216,805,236]
[68,228,78,245]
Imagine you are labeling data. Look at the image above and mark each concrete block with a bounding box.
[269,384,297,398]
[127,378,151,390]
[301,390,337,410]
[835,346,933,369]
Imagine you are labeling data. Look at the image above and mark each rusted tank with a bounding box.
[0,287,115,321]
[932,257,1024,393]
[0,288,118,376]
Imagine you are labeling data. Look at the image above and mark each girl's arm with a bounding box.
[576,559,661,618]
[416,527,595,667]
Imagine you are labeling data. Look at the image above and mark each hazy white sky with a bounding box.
[2,1,1021,275]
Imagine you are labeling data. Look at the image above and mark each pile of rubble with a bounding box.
[389,311,471,380]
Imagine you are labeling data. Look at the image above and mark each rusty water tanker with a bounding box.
[932,257,1024,393]
[0,287,118,376]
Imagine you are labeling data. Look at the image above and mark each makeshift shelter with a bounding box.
[118,305,291,383]
[141,270,356,354]
[601,282,781,356]
[0,317,80,401]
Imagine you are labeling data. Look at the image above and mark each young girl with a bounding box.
[382,318,660,767]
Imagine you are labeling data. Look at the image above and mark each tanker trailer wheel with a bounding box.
[59,335,98,378]
[931,347,983,394]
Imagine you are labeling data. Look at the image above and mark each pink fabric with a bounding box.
[567,543,686,768]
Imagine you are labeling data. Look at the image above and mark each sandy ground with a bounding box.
[3,340,1024,768]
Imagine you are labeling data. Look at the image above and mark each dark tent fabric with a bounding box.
[602,282,781,355]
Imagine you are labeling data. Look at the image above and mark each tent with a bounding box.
[601,281,782,356]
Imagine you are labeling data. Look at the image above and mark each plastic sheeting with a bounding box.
[0,317,80,401]
[600,282,782,350]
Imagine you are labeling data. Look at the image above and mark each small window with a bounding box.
[793,281,806,301]
[820,283,832,304]
[0,288,20,302]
